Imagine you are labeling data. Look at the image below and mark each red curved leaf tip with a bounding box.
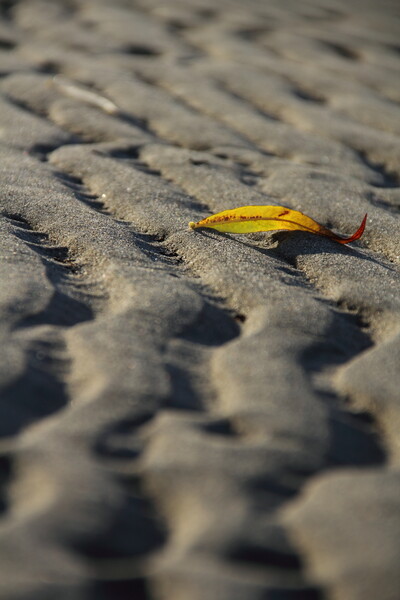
[337,213,367,244]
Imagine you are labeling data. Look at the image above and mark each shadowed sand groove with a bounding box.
[0,211,98,436]
[0,1,400,599]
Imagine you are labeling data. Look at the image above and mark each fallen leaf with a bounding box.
[189,206,367,244]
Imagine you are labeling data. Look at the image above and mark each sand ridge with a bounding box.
[0,0,400,598]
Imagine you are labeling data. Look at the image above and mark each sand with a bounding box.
[0,0,400,598]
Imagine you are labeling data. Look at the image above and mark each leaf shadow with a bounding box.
[191,227,299,271]
[271,230,397,272]
[192,228,397,273]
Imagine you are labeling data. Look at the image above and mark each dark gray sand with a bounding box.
[1,0,400,598]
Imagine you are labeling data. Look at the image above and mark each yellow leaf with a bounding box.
[189,206,367,244]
